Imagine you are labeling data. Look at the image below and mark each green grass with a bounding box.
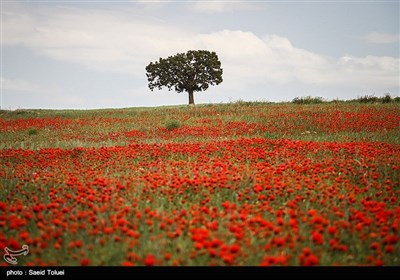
[1,102,399,150]
[165,120,181,131]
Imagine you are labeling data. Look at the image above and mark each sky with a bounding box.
[1,0,399,109]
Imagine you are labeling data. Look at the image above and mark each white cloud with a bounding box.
[3,5,191,77]
[1,77,57,94]
[2,4,399,100]
[337,55,400,87]
[136,1,169,10]
[192,31,399,88]
[189,1,259,13]
[365,32,400,44]
[0,77,87,109]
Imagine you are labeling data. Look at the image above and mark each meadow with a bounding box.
[0,102,399,266]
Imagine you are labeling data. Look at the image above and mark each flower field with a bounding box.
[1,103,399,266]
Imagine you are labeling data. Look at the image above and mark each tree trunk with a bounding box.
[188,90,195,105]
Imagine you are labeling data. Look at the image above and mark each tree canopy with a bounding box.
[145,50,223,105]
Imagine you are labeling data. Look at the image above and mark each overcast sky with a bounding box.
[1,0,399,109]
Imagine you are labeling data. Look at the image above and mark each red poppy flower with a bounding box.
[164,253,172,261]
[80,258,90,266]
[229,244,240,253]
[7,238,20,250]
[384,245,395,254]
[75,240,83,248]
[144,254,156,266]
[122,261,134,266]
[208,248,217,258]
[222,253,235,265]
[253,185,263,193]
[194,242,204,250]
[311,232,324,245]
[305,255,319,266]
[274,237,285,247]
[383,235,398,245]
[370,242,379,250]
[104,227,113,234]
[327,226,337,235]
[0,202,6,211]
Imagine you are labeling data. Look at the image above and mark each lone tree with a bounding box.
[145,50,223,105]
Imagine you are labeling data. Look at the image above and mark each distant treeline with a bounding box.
[291,94,400,105]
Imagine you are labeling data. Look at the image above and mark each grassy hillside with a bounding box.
[1,102,399,150]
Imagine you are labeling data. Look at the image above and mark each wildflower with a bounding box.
[144,254,156,266]
[80,258,90,266]
[274,237,285,247]
[311,232,324,245]
[305,255,319,266]
[229,244,240,253]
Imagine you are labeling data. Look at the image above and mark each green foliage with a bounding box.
[28,129,38,135]
[231,99,271,106]
[145,50,223,104]
[351,94,400,104]
[292,96,324,104]
[290,94,399,104]
[165,120,181,131]
[356,95,379,103]
[382,93,392,103]
[264,132,280,139]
